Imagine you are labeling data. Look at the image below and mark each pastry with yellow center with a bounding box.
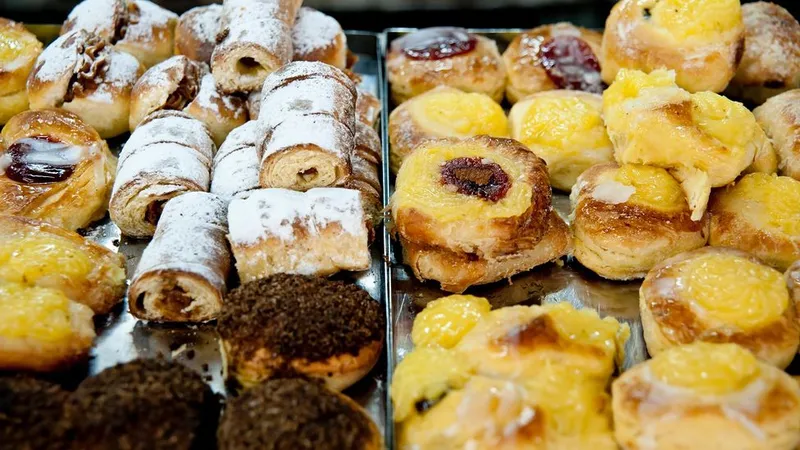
[603,69,773,220]
[601,0,745,93]
[0,18,41,125]
[612,342,800,450]
[0,281,95,371]
[709,173,800,271]
[411,294,491,349]
[571,163,708,280]
[388,86,509,173]
[640,247,800,368]
[754,89,800,181]
[509,90,614,191]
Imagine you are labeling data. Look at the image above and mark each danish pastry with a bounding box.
[210,120,262,200]
[410,294,491,349]
[0,377,68,449]
[291,7,347,69]
[612,342,800,450]
[640,247,800,368]
[174,4,221,64]
[753,89,800,180]
[0,19,42,125]
[387,27,506,104]
[388,86,509,174]
[0,109,117,231]
[571,163,709,280]
[509,90,613,191]
[503,22,604,104]
[601,0,745,93]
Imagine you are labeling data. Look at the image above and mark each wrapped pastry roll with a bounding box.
[227,188,371,282]
[174,4,222,64]
[355,121,381,164]
[346,150,382,231]
[184,73,248,146]
[210,121,263,199]
[291,7,347,69]
[129,192,231,322]
[356,88,381,127]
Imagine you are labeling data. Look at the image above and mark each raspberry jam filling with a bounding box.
[539,35,604,94]
[394,27,477,61]
[3,136,82,184]
[440,157,510,202]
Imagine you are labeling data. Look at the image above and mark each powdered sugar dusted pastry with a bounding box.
[211,121,262,200]
[346,139,382,228]
[227,188,371,282]
[129,55,207,130]
[291,7,347,69]
[0,19,42,125]
[129,192,231,322]
[355,121,381,165]
[184,73,248,146]
[174,4,221,64]
[754,89,800,180]
[246,89,260,119]
[356,87,380,127]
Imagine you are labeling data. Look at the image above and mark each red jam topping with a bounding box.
[4,136,80,184]
[440,157,510,202]
[539,35,605,94]
[394,27,477,61]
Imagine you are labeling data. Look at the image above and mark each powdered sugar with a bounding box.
[124,0,178,42]
[121,112,214,167]
[246,90,261,118]
[350,151,380,191]
[291,7,343,56]
[213,120,263,162]
[260,60,355,96]
[30,31,82,83]
[263,114,353,161]
[113,141,211,198]
[189,73,245,119]
[63,0,124,41]
[102,49,141,87]
[258,76,356,131]
[355,121,381,163]
[185,4,221,46]
[216,2,293,67]
[211,121,263,199]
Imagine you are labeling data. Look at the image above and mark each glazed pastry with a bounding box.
[612,342,800,450]
[503,22,604,104]
[210,121,262,199]
[0,109,117,231]
[0,19,42,125]
[217,275,384,390]
[291,7,347,69]
[410,295,491,349]
[640,247,800,368]
[356,88,381,127]
[603,69,773,220]
[0,377,68,449]
[227,188,371,281]
[388,86,509,174]
[174,4,222,64]
[709,173,800,271]
[0,281,95,372]
[129,193,230,322]
[387,27,506,104]
[728,2,800,105]
[509,90,613,191]
[246,89,260,119]
[601,0,745,93]
[211,0,301,93]
[754,89,800,180]
[0,215,126,314]
[571,164,709,280]
[110,110,215,238]
[27,29,144,138]
[218,378,383,450]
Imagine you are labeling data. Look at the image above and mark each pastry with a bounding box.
[509,90,613,191]
[346,128,382,227]
[174,4,222,64]
[227,188,371,281]
[503,22,604,104]
[709,173,800,271]
[754,89,800,180]
[0,215,126,314]
[571,163,709,280]
[603,69,773,220]
[640,247,800,368]
[211,0,301,94]
[0,377,68,449]
[612,342,800,450]
[0,18,42,125]
[27,29,144,138]
[387,27,506,104]
[356,88,381,127]
[728,2,800,105]
[128,192,231,322]
[184,73,248,146]
[217,378,383,450]
[210,120,262,199]
[355,120,381,164]
[601,0,745,93]
[388,86,509,174]
[217,274,384,390]
[0,109,117,231]
[410,294,491,349]
[246,89,260,119]
[0,281,95,372]
[291,7,347,69]
[110,110,215,238]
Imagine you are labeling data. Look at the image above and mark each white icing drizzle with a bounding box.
[211,121,263,199]
[591,180,636,204]
[291,7,344,56]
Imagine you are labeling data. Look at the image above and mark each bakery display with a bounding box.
[291,7,347,69]
[174,4,222,65]
[0,376,69,449]
[503,22,604,104]
[509,90,613,191]
[0,109,117,231]
[217,274,384,390]
[0,18,42,125]
[387,27,506,104]
[210,120,263,199]
[754,89,800,180]
[601,0,745,93]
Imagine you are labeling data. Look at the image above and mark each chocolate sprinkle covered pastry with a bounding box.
[0,377,68,450]
[217,274,385,391]
[217,378,382,450]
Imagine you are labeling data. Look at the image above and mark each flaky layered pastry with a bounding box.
[0,18,42,125]
[210,121,262,200]
[174,4,221,64]
[346,128,382,229]
[754,89,800,180]
[291,7,347,69]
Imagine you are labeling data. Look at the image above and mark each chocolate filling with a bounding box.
[164,62,202,110]
[440,156,511,202]
[65,36,110,102]
[5,136,78,184]
[393,27,477,61]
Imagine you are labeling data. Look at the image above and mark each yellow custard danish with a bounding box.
[0,18,42,125]
[411,295,491,349]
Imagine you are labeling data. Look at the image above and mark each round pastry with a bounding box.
[410,294,491,349]
[728,2,800,105]
[291,7,347,69]
[387,27,506,104]
[27,29,144,138]
[571,163,709,280]
[503,22,604,104]
[0,281,95,372]
[388,86,508,174]
[612,342,800,450]
[217,378,383,450]
[640,247,800,368]
[0,18,42,125]
[0,109,117,231]
[217,274,384,391]
[509,90,613,191]
[0,376,69,449]
[174,4,221,65]
[601,0,745,93]
[754,89,800,180]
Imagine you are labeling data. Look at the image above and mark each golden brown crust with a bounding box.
[754,89,800,180]
[113,0,178,69]
[291,7,347,69]
[174,4,221,64]
[387,87,440,174]
[0,18,42,97]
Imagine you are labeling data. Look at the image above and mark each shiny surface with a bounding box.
[392,27,477,61]
[0,281,77,341]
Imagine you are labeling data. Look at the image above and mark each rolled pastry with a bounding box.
[346,148,382,230]
[174,4,222,64]
[754,89,800,180]
[227,188,371,282]
[246,90,261,119]
[0,18,42,125]
[184,73,248,146]
[291,7,347,69]
[355,121,381,165]
[129,192,231,322]
[210,121,263,200]
[356,87,381,127]
[110,110,215,238]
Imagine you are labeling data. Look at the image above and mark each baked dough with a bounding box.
[174,4,221,64]
[753,89,800,180]
[0,18,42,125]
[291,7,347,69]
[210,120,262,200]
